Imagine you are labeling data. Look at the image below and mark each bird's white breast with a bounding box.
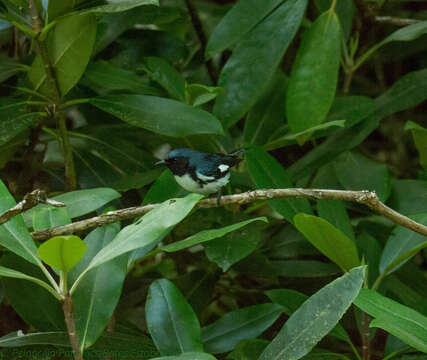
[174,172,230,194]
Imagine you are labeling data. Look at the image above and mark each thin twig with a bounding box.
[31,189,427,241]
[62,293,83,360]
[361,312,371,360]
[0,189,65,225]
[184,0,218,83]
[374,16,419,27]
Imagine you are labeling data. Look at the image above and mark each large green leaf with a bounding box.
[333,151,391,202]
[0,254,65,331]
[204,224,261,272]
[0,101,41,147]
[90,95,224,137]
[259,266,365,360]
[379,213,427,276]
[314,0,355,39]
[69,224,127,350]
[354,289,427,353]
[227,339,269,360]
[202,304,283,354]
[37,235,86,272]
[141,57,186,102]
[405,121,427,170]
[48,0,85,19]
[246,147,312,223]
[81,61,163,96]
[0,331,70,347]
[243,71,287,146]
[213,0,307,128]
[161,217,267,253]
[389,179,427,215]
[151,353,217,360]
[294,214,359,272]
[70,194,203,293]
[28,14,97,97]
[286,10,341,141]
[205,0,283,58]
[146,279,203,356]
[32,207,71,231]
[0,180,40,265]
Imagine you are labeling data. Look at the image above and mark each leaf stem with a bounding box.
[62,293,83,360]
[58,111,77,190]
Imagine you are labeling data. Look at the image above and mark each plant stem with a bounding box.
[361,311,371,360]
[343,69,354,93]
[62,293,83,360]
[184,0,218,83]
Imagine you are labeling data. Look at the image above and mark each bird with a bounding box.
[155,148,245,203]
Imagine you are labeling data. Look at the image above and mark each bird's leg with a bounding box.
[216,188,222,206]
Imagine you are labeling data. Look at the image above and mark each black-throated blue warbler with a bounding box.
[155,148,244,201]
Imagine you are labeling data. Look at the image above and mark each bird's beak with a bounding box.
[155,160,166,166]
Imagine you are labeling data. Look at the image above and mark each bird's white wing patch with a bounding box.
[196,171,215,181]
[218,164,229,172]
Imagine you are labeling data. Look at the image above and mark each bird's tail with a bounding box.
[228,148,246,157]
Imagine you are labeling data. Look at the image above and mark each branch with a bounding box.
[184,0,218,83]
[374,16,419,26]
[31,189,427,241]
[0,189,65,225]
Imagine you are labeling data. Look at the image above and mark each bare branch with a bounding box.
[31,189,427,241]
[374,16,419,27]
[0,189,65,225]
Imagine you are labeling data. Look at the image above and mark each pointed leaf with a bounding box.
[259,266,365,360]
[286,11,341,140]
[205,0,283,58]
[405,121,427,170]
[161,217,267,253]
[246,147,312,223]
[28,14,96,97]
[354,289,427,353]
[146,279,203,355]
[202,304,283,354]
[214,0,307,128]
[90,95,224,137]
[73,0,158,15]
[294,214,359,271]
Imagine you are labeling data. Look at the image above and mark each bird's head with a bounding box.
[155,148,194,176]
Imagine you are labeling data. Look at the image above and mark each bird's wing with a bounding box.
[196,154,240,178]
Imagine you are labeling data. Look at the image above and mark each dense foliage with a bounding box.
[0,0,426,359]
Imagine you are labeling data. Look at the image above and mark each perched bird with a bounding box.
[156,148,244,201]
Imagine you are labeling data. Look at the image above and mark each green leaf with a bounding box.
[37,235,86,272]
[286,11,341,141]
[354,289,427,353]
[0,254,65,331]
[69,224,127,349]
[213,0,307,128]
[356,20,427,69]
[205,0,283,58]
[0,265,58,299]
[71,194,203,293]
[294,214,359,272]
[32,207,71,232]
[243,71,287,146]
[0,180,40,265]
[48,0,85,19]
[0,101,41,147]
[265,288,352,343]
[142,57,186,102]
[0,331,70,347]
[405,121,427,170]
[259,266,365,360]
[246,147,312,224]
[81,61,163,96]
[28,14,97,97]
[73,0,159,15]
[333,151,391,202]
[202,304,283,354]
[227,339,269,360]
[161,217,267,253]
[204,223,261,272]
[186,84,223,107]
[146,279,203,355]
[151,353,217,360]
[314,0,355,39]
[89,95,224,137]
[389,179,427,215]
[379,213,427,276]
